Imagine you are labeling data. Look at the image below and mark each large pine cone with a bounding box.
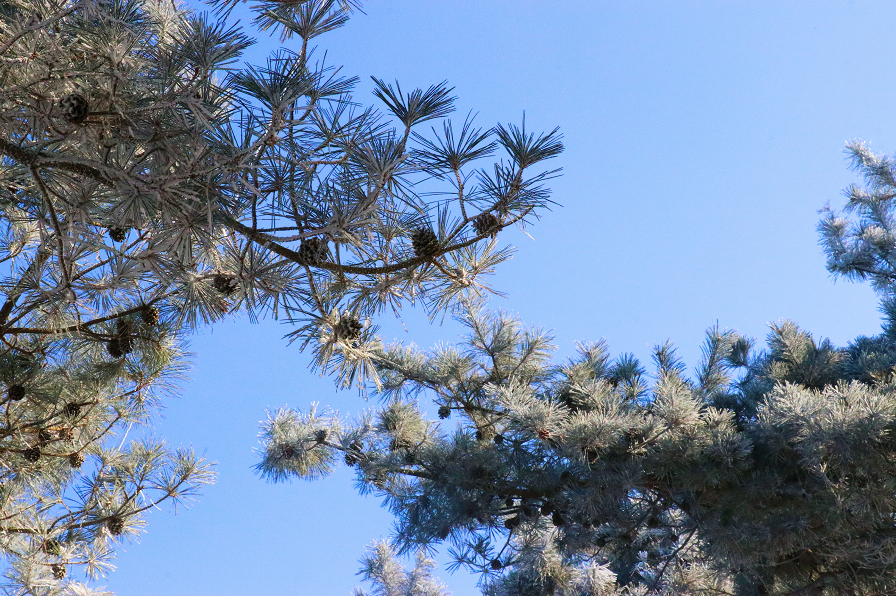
[411,227,440,258]
[335,315,363,341]
[106,338,124,359]
[473,212,501,236]
[23,446,41,463]
[7,384,24,401]
[296,237,328,266]
[213,273,237,295]
[59,93,89,124]
[107,515,124,536]
[141,305,159,326]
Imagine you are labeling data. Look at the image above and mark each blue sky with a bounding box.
[102,2,896,595]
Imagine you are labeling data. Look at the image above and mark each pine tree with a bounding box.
[0,0,562,590]
[0,0,562,386]
[353,541,451,596]
[257,143,896,596]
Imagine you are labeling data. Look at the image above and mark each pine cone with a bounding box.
[314,429,328,444]
[344,440,363,466]
[68,452,84,468]
[64,403,81,418]
[43,539,61,556]
[296,237,328,266]
[551,511,566,527]
[279,444,296,459]
[23,446,40,463]
[7,384,24,401]
[38,430,53,444]
[107,515,124,536]
[411,227,440,258]
[437,405,451,419]
[473,212,501,236]
[115,318,133,354]
[106,338,123,359]
[141,305,159,326]
[490,559,503,570]
[59,93,89,124]
[493,434,504,445]
[537,428,550,440]
[107,227,127,242]
[51,564,66,580]
[213,273,237,295]
[334,314,363,341]
[503,515,521,530]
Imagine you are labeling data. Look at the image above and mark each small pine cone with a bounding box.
[8,384,25,401]
[57,428,74,442]
[68,452,84,468]
[107,515,124,536]
[213,273,237,295]
[64,403,81,418]
[437,526,450,540]
[279,444,296,459]
[23,446,41,463]
[297,237,327,266]
[51,564,66,580]
[59,93,89,124]
[334,315,363,341]
[540,501,554,516]
[551,511,566,527]
[411,227,440,258]
[437,405,451,419]
[490,559,503,571]
[43,539,61,556]
[141,305,159,326]
[314,429,328,444]
[473,212,501,236]
[107,227,127,242]
[537,429,550,440]
[116,317,131,335]
[106,338,123,359]
[475,430,485,441]
[344,440,363,466]
[522,503,538,518]
[493,434,504,445]
[118,334,132,355]
[38,430,53,444]
[505,497,514,508]
[503,515,521,530]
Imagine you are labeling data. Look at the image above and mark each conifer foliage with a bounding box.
[260,299,896,595]
[259,141,896,596]
[0,0,563,589]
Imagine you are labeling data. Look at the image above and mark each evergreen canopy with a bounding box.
[0,0,561,591]
[258,143,896,596]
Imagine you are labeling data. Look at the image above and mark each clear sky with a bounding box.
[100,2,896,595]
